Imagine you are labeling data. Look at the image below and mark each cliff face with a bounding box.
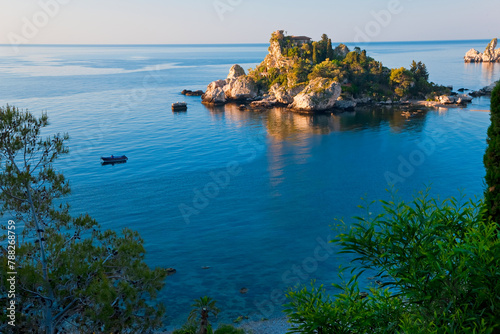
[464,38,500,63]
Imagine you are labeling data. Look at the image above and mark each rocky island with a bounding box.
[202,31,469,112]
[464,38,500,63]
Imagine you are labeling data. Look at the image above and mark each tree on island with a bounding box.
[248,31,451,102]
[0,105,170,333]
[484,81,500,224]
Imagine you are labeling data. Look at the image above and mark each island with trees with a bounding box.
[202,30,471,112]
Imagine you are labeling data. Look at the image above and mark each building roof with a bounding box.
[290,36,312,41]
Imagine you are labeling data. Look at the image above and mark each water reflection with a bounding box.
[203,103,430,140]
[463,62,500,89]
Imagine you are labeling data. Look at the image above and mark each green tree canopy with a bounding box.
[0,106,170,333]
[484,81,500,223]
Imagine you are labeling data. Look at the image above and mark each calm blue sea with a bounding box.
[0,40,498,327]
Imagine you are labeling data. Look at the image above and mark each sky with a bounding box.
[0,0,499,45]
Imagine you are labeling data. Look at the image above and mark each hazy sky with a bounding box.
[0,0,498,44]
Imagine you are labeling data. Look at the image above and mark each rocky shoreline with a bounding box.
[199,64,486,113]
[193,31,499,114]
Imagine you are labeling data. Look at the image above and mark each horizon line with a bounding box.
[0,38,493,47]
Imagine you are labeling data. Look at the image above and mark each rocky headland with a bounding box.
[202,31,474,112]
[464,38,500,63]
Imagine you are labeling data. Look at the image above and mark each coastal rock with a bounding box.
[182,89,204,96]
[483,38,498,62]
[202,79,227,104]
[438,95,456,104]
[227,64,246,80]
[469,81,499,97]
[289,78,341,111]
[335,98,357,110]
[464,38,500,63]
[464,48,482,63]
[353,96,372,104]
[223,76,258,100]
[250,99,276,108]
[457,94,473,103]
[269,83,306,105]
[333,44,350,59]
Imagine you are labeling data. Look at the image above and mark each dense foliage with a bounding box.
[484,81,500,223]
[173,297,244,334]
[0,106,169,333]
[249,32,449,101]
[284,191,500,333]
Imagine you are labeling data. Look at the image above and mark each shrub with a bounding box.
[484,81,500,223]
[285,190,500,333]
[214,324,245,334]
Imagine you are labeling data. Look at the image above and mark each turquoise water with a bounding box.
[0,41,498,327]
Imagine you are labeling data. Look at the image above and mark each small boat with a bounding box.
[172,102,187,111]
[101,155,128,165]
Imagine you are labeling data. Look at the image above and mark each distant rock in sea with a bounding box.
[464,38,500,63]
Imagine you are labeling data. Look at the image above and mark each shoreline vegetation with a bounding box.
[198,30,494,113]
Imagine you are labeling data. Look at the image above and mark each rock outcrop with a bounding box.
[269,83,306,105]
[464,38,500,63]
[227,64,246,80]
[470,81,499,97]
[333,44,350,59]
[202,66,258,104]
[289,78,342,111]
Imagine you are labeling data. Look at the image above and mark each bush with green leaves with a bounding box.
[285,190,500,333]
[214,324,245,334]
[484,81,500,223]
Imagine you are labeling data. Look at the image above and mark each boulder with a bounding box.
[353,96,372,104]
[335,98,357,110]
[250,99,276,108]
[333,44,350,59]
[289,78,342,111]
[464,48,482,63]
[438,95,456,104]
[184,90,204,96]
[202,79,227,104]
[457,94,473,103]
[227,64,246,80]
[269,83,306,105]
[223,76,258,100]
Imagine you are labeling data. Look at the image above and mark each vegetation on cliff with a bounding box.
[247,31,450,102]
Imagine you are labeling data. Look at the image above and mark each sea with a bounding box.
[0,40,498,328]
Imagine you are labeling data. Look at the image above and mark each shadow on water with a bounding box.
[202,103,431,140]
